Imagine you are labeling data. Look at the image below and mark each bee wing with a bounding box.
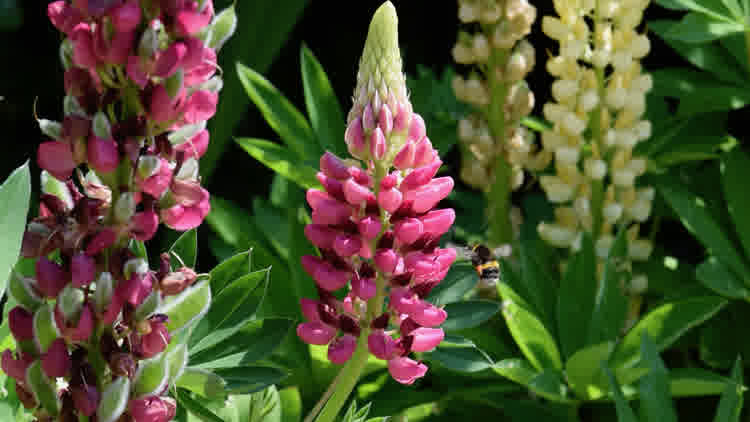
[447,243,473,261]
[492,245,513,258]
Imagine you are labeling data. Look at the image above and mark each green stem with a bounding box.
[484,49,513,248]
[744,29,750,80]
[589,61,607,242]
[487,156,513,246]
[313,331,371,422]
[314,277,386,422]
[313,159,389,422]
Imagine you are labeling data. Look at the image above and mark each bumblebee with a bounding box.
[469,244,504,287]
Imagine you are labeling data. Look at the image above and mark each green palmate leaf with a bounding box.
[497,258,534,311]
[159,280,211,335]
[189,269,269,354]
[235,138,321,190]
[176,388,224,422]
[279,387,303,422]
[177,368,227,399]
[202,0,309,182]
[407,66,467,156]
[655,0,737,21]
[721,149,750,260]
[205,196,281,262]
[278,191,317,320]
[209,250,252,295]
[236,63,320,160]
[170,228,198,270]
[222,386,283,422]
[638,334,678,422]
[253,199,291,261]
[526,370,571,403]
[557,234,597,359]
[425,341,494,373]
[190,318,293,368]
[713,358,744,422]
[641,113,729,168]
[670,368,741,397]
[499,283,563,371]
[720,32,750,72]
[658,179,750,280]
[697,257,749,298]
[427,262,478,306]
[519,223,559,329]
[495,359,571,402]
[270,173,291,207]
[565,342,614,400]
[605,366,639,422]
[300,45,346,156]
[494,358,538,386]
[587,228,629,346]
[651,68,750,116]
[699,303,750,369]
[612,296,727,369]
[649,20,747,85]
[720,0,744,18]
[205,196,294,318]
[663,12,745,43]
[441,300,501,331]
[0,163,31,299]
[133,353,170,398]
[213,366,287,395]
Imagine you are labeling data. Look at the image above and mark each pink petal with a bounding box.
[38,141,76,181]
[71,253,96,287]
[410,328,444,352]
[328,335,357,364]
[8,307,34,341]
[388,356,428,385]
[182,90,218,124]
[42,338,71,377]
[296,321,336,345]
[87,137,120,173]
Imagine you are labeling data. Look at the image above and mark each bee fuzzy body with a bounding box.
[470,244,501,287]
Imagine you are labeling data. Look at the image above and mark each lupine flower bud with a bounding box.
[58,285,85,325]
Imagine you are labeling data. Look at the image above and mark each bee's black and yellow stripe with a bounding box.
[470,244,500,283]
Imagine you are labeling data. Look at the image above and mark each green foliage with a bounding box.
[202,0,309,181]
[0,163,30,299]
[406,66,468,156]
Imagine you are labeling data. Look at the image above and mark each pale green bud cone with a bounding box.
[350,1,408,123]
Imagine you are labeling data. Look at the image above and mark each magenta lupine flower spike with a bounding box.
[297,2,456,385]
[2,2,236,420]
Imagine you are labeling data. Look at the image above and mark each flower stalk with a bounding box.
[453,0,540,249]
[2,1,236,420]
[539,0,654,328]
[298,3,457,421]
